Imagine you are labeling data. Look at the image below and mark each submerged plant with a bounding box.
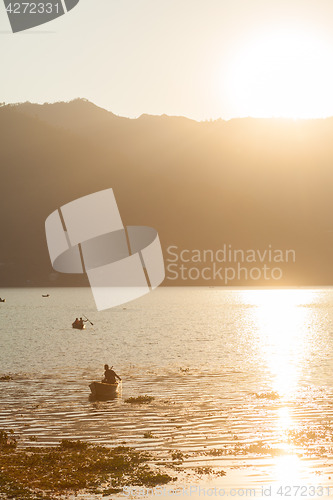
[170,450,184,463]
[0,429,17,449]
[0,434,174,498]
[125,395,155,404]
[60,439,89,450]
[254,391,280,400]
[194,466,213,475]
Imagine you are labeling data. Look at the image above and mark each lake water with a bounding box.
[1,287,333,492]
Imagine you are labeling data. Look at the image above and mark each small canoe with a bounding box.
[72,322,85,330]
[42,294,50,297]
[0,298,5,303]
[89,381,121,400]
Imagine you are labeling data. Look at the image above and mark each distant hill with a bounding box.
[0,99,332,286]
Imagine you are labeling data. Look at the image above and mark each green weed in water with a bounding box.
[125,395,155,404]
[0,431,174,499]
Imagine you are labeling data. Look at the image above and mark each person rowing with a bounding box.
[79,317,88,328]
[72,317,88,328]
[102,364,122,384]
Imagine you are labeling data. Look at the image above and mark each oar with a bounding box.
[83,314,94,326]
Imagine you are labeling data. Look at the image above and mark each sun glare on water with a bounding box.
[240,289,317,397]
[226,28,333,119]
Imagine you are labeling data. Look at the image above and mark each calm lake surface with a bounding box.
[1,287,333,488]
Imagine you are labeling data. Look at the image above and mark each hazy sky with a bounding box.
[2,0,333,120]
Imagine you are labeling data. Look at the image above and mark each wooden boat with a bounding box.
[72,322,85,330]
[0,298,5,303]
[42,294,50,297]
[89,381,121,400]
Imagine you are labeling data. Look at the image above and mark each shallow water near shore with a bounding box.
[0,287,333,497]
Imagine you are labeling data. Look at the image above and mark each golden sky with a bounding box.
[1,0,333,120]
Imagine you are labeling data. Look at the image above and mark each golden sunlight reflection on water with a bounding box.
[276,406,293,451]
[239,290,318,397]
[273,454,316,486]
[237,290,327,489]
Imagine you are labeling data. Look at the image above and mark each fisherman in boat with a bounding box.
[73,317,80,326]
[102,364,122,384]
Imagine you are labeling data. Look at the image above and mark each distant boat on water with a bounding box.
[72,317,91,330]
[72,321,85,330]
[42,294,50,297]
[0,298,6,302]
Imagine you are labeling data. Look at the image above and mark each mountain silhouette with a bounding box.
[0,99,332,286]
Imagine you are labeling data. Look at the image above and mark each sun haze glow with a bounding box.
[226,28,333,119]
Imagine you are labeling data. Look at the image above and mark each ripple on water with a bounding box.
[1,287,333,468]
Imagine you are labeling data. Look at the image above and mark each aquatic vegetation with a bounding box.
[288,429,316,445]
[215,470,227,477]
[286,421,333,450]
[194,466,213,475]
[0,475,44,500]
[287,426,326,445]
[207,447,227,456]
[143,431,154,438]
[135,467,174,486]
[170,450,184,463]
[243,442,285,456]
[125,395,155,404]
[254,391,280,400]
[206,441,285,457]
[0,429,17,449]
[0,432,174,499]
[0,375,13,381]
[60,439,89,450]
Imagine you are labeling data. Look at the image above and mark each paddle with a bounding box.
[83,314,94,326]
